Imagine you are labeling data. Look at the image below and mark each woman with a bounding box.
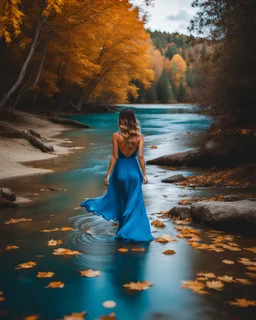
[80,108,154,242]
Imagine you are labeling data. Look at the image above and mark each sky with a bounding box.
[144,0,197,34]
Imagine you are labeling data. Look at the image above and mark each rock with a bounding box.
[191,200,256,227]
[224,194,256,202]
[162,174,186,183]
[14,196,33,204]
[0,194,18,208]
[169,206,192,219]
[0,188,16,201]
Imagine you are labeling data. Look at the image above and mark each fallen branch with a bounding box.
[48,116,90,128]
[0,123,54,153]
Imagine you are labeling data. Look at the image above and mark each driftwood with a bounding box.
[0,123,54,152]
[48,116,90,128]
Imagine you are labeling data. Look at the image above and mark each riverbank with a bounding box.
[0,111,73,180]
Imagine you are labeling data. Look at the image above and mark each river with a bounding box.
[0,104,255,320]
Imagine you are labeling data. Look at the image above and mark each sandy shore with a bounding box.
[0,111,74,180]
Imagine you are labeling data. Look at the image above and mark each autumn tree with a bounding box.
[169,54,187,91]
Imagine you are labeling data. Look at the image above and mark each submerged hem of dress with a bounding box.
[80,201,155,242]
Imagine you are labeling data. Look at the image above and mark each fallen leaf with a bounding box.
[6,245,19,250]
[244,247,256,254]
[123,280,153,291]
[63,311,87,320]
[155,234,177,243]
[25,315,39,320]
[5,218,32,224]
[197,272,216,278]
[222,260,235,265]
[238,257,256,267]
[246,272,256,279]
[181,280,209,295]
[37,272,54,278]
[118,248,128,253]
[206,280,224,290]
[151,220,166,228]
[150,145,158,149]
[99,312,116,320]
[162,250,176,255]
[16,261,37,269]
[103,300,116,308]
[41,227,74,233]
[45,281,64,288]
[217,275,234,283]
[246,266,256,271]
[80,269,101,278]
[47,239,63,246]
[228,298,256,307]
[233,278,253,285]
[53,248,80,256]
[61,227,74,232]
[131,248,146,252]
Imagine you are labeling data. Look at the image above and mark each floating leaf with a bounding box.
[16,261,37,269]
[206,280,224,290]
[5,218,32,224]
[99,312,116,320]
[238,257,256,267]
[181,280,209,295]
[233,278,253,285]
[131,248,146,252]
[247,266,256,271]
[222,260,235,265]
[155,234,177,243]
[123,280,153,291]
[46,281,64,288]
[47,239,63,246]
[246,272,256,279]
[53,248,80,256]
[6,245,19,250]
[244,247,256,254]
[63,311,87,320]
[41,227,74,233]
[151,220,165,228]
[197,272,216,279]
[150,145,158,149]
[103,300,116,308]
[25,315,39,320]
[118,248,128,253]
[162,250,176,255]
[228,299,256,307]
[37,272,54,278]
[217,275,234,283]
[80,269,101,278]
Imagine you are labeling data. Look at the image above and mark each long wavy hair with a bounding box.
[118,108,141,147]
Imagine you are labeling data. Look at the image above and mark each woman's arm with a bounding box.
[105,133,119,186]
[138,135,148,184]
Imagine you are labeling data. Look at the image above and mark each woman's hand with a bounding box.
[143,174,148,184]
[104,175,109,186]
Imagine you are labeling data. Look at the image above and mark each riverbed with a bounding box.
[0,104,255,320]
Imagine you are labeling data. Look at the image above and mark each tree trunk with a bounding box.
[0,16,47,108]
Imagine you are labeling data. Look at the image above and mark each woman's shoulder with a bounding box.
[112,132,120,140]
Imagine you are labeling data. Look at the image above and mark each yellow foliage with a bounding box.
[169,53,187,89]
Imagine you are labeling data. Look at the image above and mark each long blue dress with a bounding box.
[80,145,154,242]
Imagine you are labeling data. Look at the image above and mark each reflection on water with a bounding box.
[0,104,255,320]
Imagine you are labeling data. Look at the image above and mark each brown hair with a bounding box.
[118,108,141,147]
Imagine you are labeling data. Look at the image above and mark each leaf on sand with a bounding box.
[181,280,209,295]
[151,220,166,228]
[197,272,216,279]
[123,280,153,291]
[6,245,19,250]
[99,313,116,320]
[238,257,256,267]
[233,278,253,285]
[228,299,256,307]
[53,248,80,256]
[150,145,158,149]
[80,269,101,278]
[103,300,116,308]
[37,272,54,278]
[118,248,128,253]
[222,259,235,265]
[244,247,256,254]
[16,261,37,269]
[206,280,224,290]
[5,218,32,224]
[63,311,87,320]
[155,234,177,243]
[162,250,176,255]
[132,248,146,252]
[47,239,63,246]
[217,275,234,283]
[45,281,64,288]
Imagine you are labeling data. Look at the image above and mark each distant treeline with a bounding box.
[131,31,207,104]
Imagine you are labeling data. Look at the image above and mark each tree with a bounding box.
[169,54,187,90]
[177,82,186,102]
[157,70,171,103]
[165,44,178,60]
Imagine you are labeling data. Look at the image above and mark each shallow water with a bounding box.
[0,104,255,320]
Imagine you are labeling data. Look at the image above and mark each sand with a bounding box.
[0,111,73,181]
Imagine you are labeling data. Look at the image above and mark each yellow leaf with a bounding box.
[244,247,256,253]
[5,218,32,224]
[25,315,39,320]
[181,280,209,295]
[123,280,153,291]
[228,299,256,307]
[217,275,234,283]
[53,248,80,256]
[46,281,64,288]
[47,239,63,246]
[233,278,253,285]
[197,272,216,278]
[131,248,146,252]
[162,250,176,255]
[151,220,166,228]
[37,272,55,278]
[206,280,224,290]
[118,248,128,253]
[63,311,87,320]
[80,269,101,278]
[222,260,235,265]
[6,245,19,250]
[16,261,37,269]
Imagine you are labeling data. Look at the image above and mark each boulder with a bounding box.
[0,188,16,201]
[162,174,186,183]
[0,194,18,208]
[191,200,256,227]
[169,205,192,219]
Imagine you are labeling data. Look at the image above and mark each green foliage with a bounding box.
[157,70,171,103]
